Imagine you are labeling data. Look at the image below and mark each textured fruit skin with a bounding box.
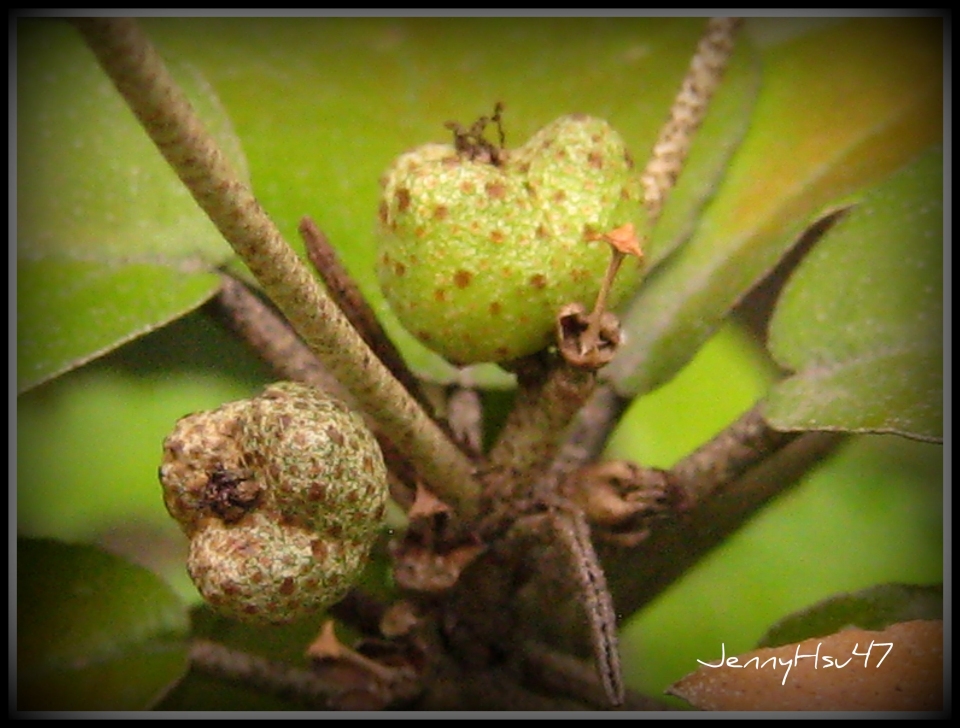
[159,382,387,623]
[377,114,645,366]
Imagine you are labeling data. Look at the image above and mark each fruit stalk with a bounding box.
[489,18,743,496]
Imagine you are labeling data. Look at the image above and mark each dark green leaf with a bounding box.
[17,538,190,711]
[756,583,943,649]
[765,147,943,441]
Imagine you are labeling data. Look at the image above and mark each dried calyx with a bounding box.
[159,382,388,623]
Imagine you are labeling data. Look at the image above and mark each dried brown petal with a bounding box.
[557,303,622,370]
[594,222,644,259]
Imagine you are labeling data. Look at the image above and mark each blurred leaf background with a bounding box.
[16,16,942,708]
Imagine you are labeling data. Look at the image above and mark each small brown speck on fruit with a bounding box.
[485,181,507,199]
[454,270,473,288]
[309,482,327,502]
[311,539,328,560]
[529,274,547,290]
[326,426,344,446]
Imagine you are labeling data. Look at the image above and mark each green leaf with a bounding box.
[764,147,943,441]
[17,259,220,394]
[16,20,244,393]
[756,583,943,649]
[606,17,942,398]
[17,538,190,711]
[140,17,758,386]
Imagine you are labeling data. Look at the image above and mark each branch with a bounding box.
[536,405,842,670]
[216,273,347,398]
[547,508,623,706]
[548,384,631,481]
[215,273,421,508]
[298,216,429,411]
[641,16,743,220]
[73,18,481,518]
[188,639,339,709]
[485,17,743,500]
[602,426,846,616]
[671,404,799,498]
[486,356,597,500]
[520,641,679,711]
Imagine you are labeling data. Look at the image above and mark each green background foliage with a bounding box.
[16,16,943,710]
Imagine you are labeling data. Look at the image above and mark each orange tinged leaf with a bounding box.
[668,620,942,711]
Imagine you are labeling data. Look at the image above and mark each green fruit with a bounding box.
[377,113,645,366]
[159,382,388,623]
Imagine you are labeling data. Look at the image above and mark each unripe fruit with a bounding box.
[377,113,645,366]
[159,382,388,623]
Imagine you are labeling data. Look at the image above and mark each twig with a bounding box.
[602,429,846,616]
[641,17,743,220]
[548,508,624,706]
[73,18,481,518]
[533,405,841,681]
[215,273,419,506]
[216,273,347,398]
[548,384,631,482]
[485,18,742,500]
[520,641,679,711]
[486,359,596,500]
[299,216,428,411]
[188,639,339,709]
[670,403,799,499]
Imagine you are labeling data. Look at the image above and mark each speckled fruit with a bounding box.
[377,114,645,366]
[159,382,388,624]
